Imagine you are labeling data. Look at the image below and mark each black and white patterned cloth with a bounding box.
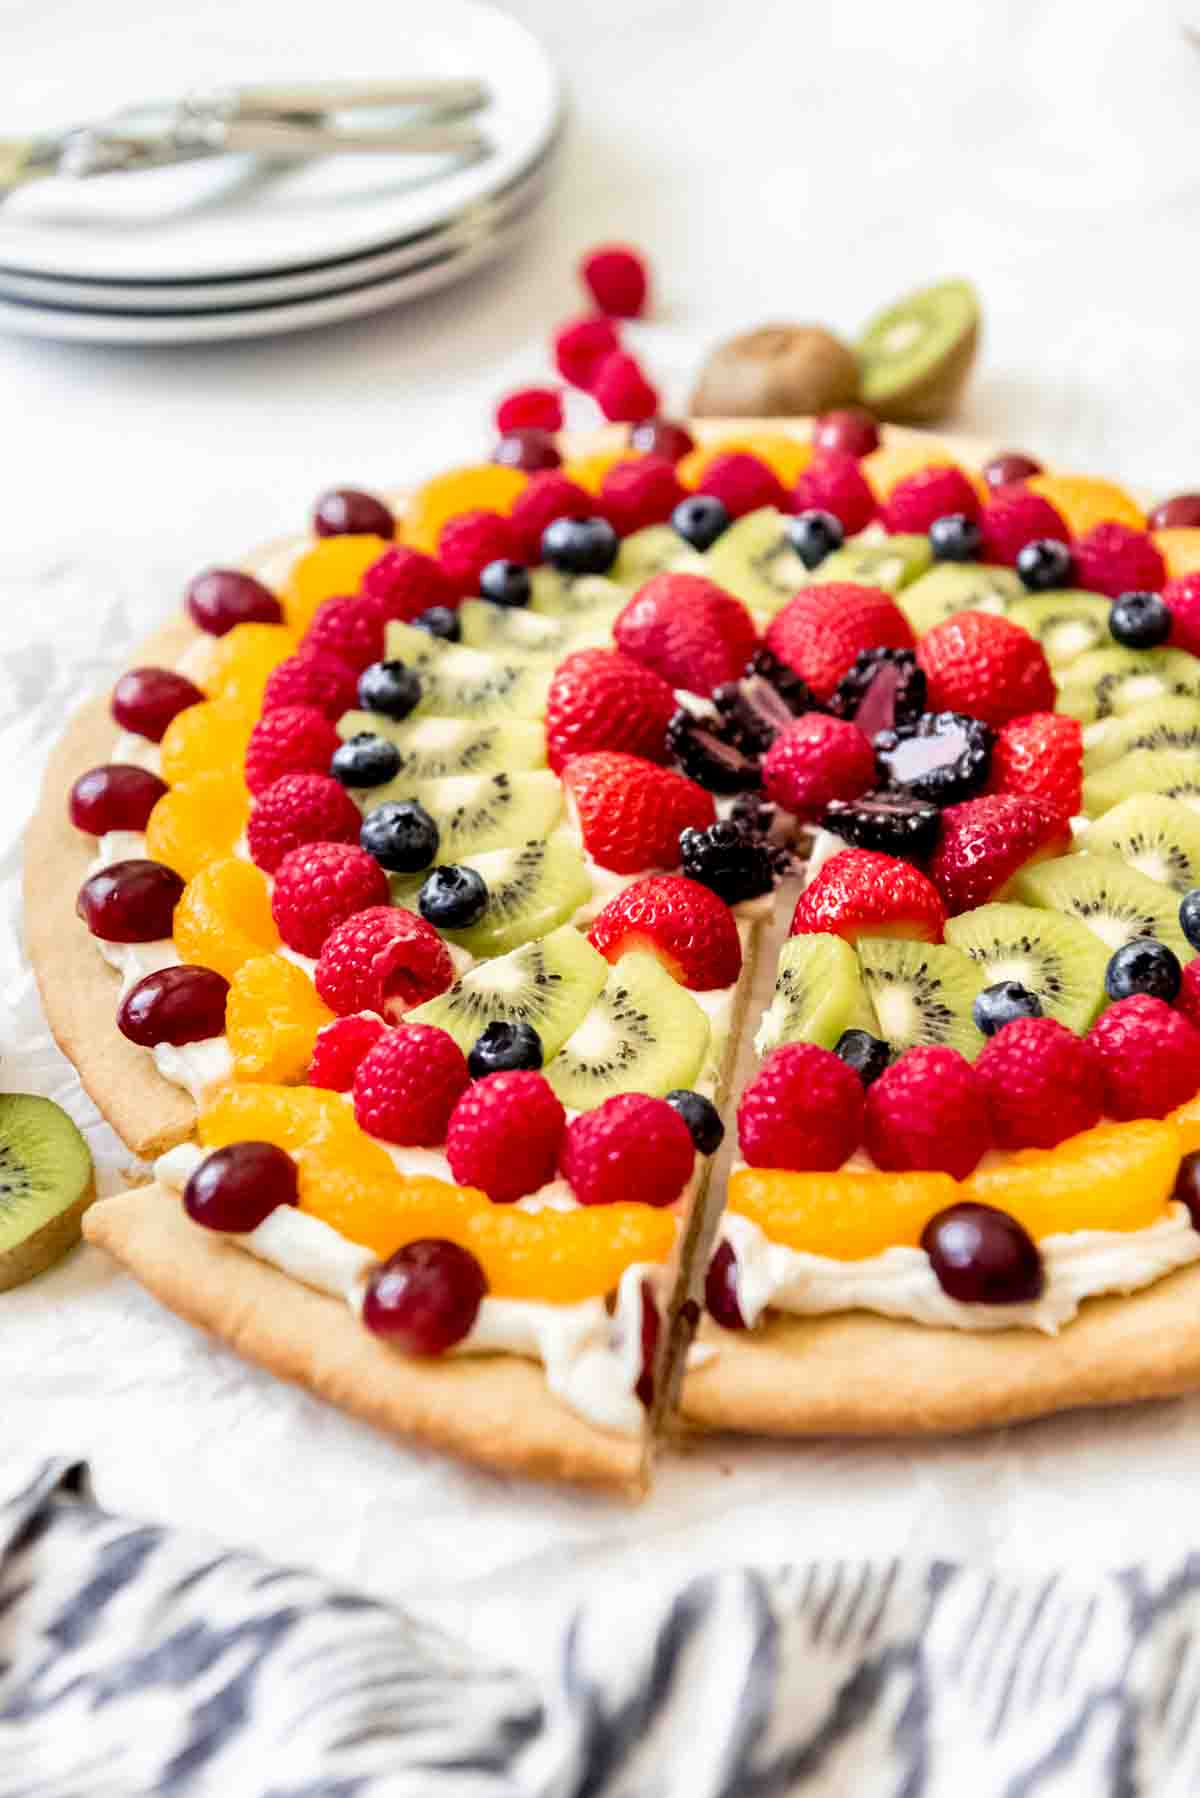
[4,1461,1200,1795]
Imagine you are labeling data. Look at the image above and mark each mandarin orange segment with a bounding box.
[199,1083,361,1156]
[463,1203,675,1303]
[963,1120,1180,1238]
[558,451,624,495]
[159,699,255,787]
[143,772,249,882]
[400,465,527,552]
[226,954,335,1083]
[861,441,985,502]
[1154,529,1200,580]
[284,534,391,630]
[728,1166,957,1260]
[678,433,814,488]
[172,857,278,980]
[1025,473,1144,535]
[1169,1094,1200,1156]
[300,1156,488,1258]
[206,621,298,711]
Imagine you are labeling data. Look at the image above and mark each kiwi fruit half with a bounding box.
[689,323,860,418]
[363,769,562,860]
[382,621,552,722]
[1083,748,1200,818]
[428,836,591,959]
[612,524,706,588]
[545,951,711,1108]
[1003,593,1113,670]
[0,1094,93,1292]
[458,601,614,659]
[754,934,876,1055]
[898,562,1024,635]
[1083,697,1200,771]
[1057,646,1200,725]
[336,715,547,781]
[409,925,608,1059]
[1012,853,1191,959]
[855,937,985,1059]
[529,571,629,617]
[1077,796,1200,895]
[943,902,1109,1033]
[704,508,811,614]
[808,531,933,592]
[856,278,980,423]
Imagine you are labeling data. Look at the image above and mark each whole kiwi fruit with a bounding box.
[689,324,860,418]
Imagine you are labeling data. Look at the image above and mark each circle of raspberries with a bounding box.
[737,1042,865,1171]
[244,704,342,796]
[560,1092,695,1208]
[271,841,389,957]
[261,650,360,722]
[309,1014,390,1091]
[361,545,455,622]
[300,593,389,670]
[246,772,363,874]
[864,1046,992,1179]
[315,904,453,1019]
[353,1021,470,1146]
[446,1070,566,1202]
[974,1016,1104,1150]
[1087,995,1200,1120]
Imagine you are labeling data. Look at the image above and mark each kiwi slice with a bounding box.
[336,714,546,780]
[855,936,985,1060]
[1083,748,1200,818]
[1003,593,1113,670]
[612,524,705,587]
[808,532,934,592]
[703,507,811,614]
[754,934,875,1055]
[856,278,980,424]
[1083,698,1200,771]
[430,836,592,959]
[408,925,608,1059]
[528,571,628,617]
[689,323,860,418]
[545,951,711,1108]
[0,1094,93,1291]
[1057,646,1200,724]
[364,769,560,861]
[944,902,1108,1033]
[898,562,1024,635]
[1077,796,1200,895]
[382,621,551,721]
[457,600,616,658]
[1012,853,1190,958]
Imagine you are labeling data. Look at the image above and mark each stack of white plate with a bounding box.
[0,0,561,346]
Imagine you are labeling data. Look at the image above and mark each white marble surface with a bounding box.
[4,0,1200,1684]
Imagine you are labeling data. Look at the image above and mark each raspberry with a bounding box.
[360,545,455,622]
[299,593,388,670]
[446,1070,566,1202]
[1087,995,1200,1120]
[315,905,453,1019]
[308,1013,389,1091]
[694,451,788,520]
[587,873,743,990]
[882,465,982,534]
[613,571,759,697]
[761,713,875,819]
[261,649,359,721]
[579,243,650,318]
[790,847,946,943]
[928,794,1070,914]
[544,647,675,773]
[864,1046,991,1179]
[436,509,519,599]
[244,705,341,797]
[553,314,621,388]
[353,1021,469,1146]
[1071,521,1167,599]
[791,451,878,535]
[974,1016,1104,1150]
[917,612,1056,727]
[591,351,659,424]
[271,841,389,958]
[765,583,915,700]
[246,772,363,874]
[1177,958,1200,1032]
[559,1093,694,1208]
[494,386,563,434]
[986,712,1083,816]
[1166,574,1200,657]
[737,1043,864,1171]
[977,486,1069,566]
[508,472,594,561]
[598,455,685,536]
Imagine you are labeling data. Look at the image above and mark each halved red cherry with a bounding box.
[76,859,184,942]
[634,1278,661,1407]
[183,1141,298,1233]
[812,407,880,459]
[111,668,205,742]
[118,965,230,1046]
[628,418,696,462]
[492,428,562,472]
[982,451,1042,490]
[362,1238,487,1354]
[921,1202,1043,1305]
[186,568,283,636]
[69,763,167,835]
[1148,494,1200,531]
[705,1239,747,1329]
[313,488,394,539]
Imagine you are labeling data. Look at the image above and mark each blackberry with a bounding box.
[729,792,777,837]
[679,820,774,905]
[714,650,819,754]
[876,710,994,806]
[824,790,941,860]
[665,708,762,793]
[828,647,926,738]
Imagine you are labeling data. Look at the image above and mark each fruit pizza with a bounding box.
[30,410,1200,1495]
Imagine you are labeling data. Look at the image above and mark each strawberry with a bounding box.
[587,874,743,989]
[544,648,676,773]
[563,751,716,874]
[927,794,1071,914]
[764,584,915,701]
[917,612,1056,727]
[1071,521,1166,599]
[789,847,946,943]
[985,712,1083,816]
[614,572,758,697]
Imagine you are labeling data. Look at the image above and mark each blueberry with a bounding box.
[671,494,731,551]
[541,514,619,575]
[418,864,489,929]
[468,1020,544,1079]
[666,1088,725,1155]
[479,559,532,608]
[786,508,844,571]
[834,1028,890,1087]
[413,605,460,642]
[929,512,982,562]
[1016,537,1074,592]
[330,732,401,789]
[1110,590,1171,650]
[360,800,439,874]
[1104,938,1182,1003]
[665,708,762,793]
[358,660,421,720]
[973,980,1044,1038]
[1181,888,1200,954]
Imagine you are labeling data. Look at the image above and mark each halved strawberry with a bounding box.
[917,611,1056,728]
[613,572,758,698]
[789,848,946,943]
[765,585,914,701]
[928,794,1071,914]
[563,751,716,873]
[985,712,1083,817]
[544,648,676,774]
[587,874,742,989]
